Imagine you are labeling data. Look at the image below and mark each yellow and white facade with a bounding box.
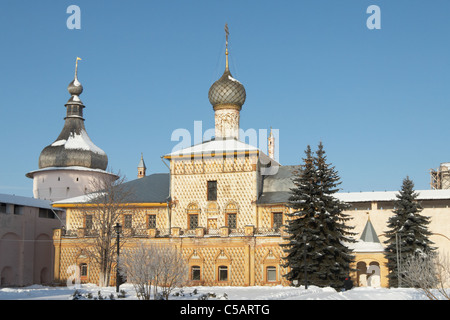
[50,32,450,289]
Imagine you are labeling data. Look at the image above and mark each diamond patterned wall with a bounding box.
[55,153,293,287]
[258,205,290,229]
[171,156,259,230]
[66,207,168,232]
[55,235,288,286]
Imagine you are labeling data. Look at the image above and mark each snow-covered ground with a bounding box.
[0,283,436,300]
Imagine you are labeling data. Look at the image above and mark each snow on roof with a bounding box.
[26,166,115,178]
[164,138,280,170]
[227,75,241,84]
[260,166,450,203]
[165,138,258,157]
[335,189,450,202]
[0,193,62,210]
[51,130,106,155]
[347,240,385,253]
[52,192,105,205]
[52,174,170,206]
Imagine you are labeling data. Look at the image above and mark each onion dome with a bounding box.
[38,58,108,170]
[208,69,246,109]
[67,77,83,96]
[208,24,246,110]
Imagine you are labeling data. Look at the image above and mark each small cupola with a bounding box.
[138,153,147,178]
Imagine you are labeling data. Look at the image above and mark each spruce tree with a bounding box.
[281,143,355,290]
[383,176,436,287]
[313,142,356,288]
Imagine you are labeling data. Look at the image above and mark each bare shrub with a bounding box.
[119,243,188,300]
[402,251,450,300]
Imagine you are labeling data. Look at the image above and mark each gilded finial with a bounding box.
[224,23,229,71]
[75,57,82,79]
[68,57,83,97]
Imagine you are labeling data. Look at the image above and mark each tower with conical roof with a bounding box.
[137,153,146,179]
[26,58,117,201]
[208,24,246,140]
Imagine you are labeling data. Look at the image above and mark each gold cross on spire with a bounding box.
[224,23,229,71]
[225,23,229,45]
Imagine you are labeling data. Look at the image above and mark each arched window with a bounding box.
[218,265,228,282]
[186,203,200,230]
[188,250,204,282]
[225,203,238,229]
[215,250,231,283]
[266,266,277,282]
[272,212,283,231]
[147,214,156,229]
[80,263,88,280]
[191,266,201,281]
[85,215,93,230]
[123,214,132,229]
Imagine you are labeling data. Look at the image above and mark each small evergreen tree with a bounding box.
[281,143,355,290]
[383,176,436,287]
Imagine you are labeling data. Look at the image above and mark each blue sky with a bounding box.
[1,0,450,197]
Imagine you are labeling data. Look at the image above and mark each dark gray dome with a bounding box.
[38,120,108,170]
[208,69,246,109]
[67,78,83,96]
[38,75,108,170]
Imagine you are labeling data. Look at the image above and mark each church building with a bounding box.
[49,29,450,289]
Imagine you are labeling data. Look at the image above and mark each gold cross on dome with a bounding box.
[224,24,229,70]
[224,23,229,45]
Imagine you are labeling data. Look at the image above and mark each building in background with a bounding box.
[0,194,64,286]
[430,163,450,190]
